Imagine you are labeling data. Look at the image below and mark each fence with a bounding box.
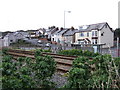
[9,43,120,57]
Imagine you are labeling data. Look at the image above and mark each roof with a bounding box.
[51,28,59,34]
[39,38,48,41]
[13,32,22,35]
[27,30,39,32]
[5,33,13,37]
[52,30,61,35]
[77,22,111,32]
[56,29,68,35]
[1,31,13,38]
[63,29,79,36]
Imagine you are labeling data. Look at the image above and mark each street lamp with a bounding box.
[64,11,71,28]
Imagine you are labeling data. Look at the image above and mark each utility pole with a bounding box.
[64,11,71,28]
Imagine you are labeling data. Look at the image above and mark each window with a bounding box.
[101,33,103,36]
[10,40,13,42]
[80,32,84,37]
[101,32,104,36]
[95,31,97,36]
[92,31,94,36]
[87,32,89,37]
[78,41,80,44]
[52,38,54,41]
[92,31,97,37]
[95,39,97,44]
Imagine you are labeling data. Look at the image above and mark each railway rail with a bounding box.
[7,49,77,75]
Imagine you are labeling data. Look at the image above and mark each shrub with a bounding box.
[43,49,52,53]
[2,48,9,55]
[58,49,83,56]
[34,49,42,57]
[34,55,56,88]
[2,49,57,88]
[58,49,100,57]
[2,55,36,88]
[63,57,91,88]
[63,55,120,88]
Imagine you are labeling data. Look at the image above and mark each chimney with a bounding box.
[71,26,74,31]
[60,27,64,30]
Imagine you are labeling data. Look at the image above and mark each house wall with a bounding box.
[3,34,16,46]
[51,34,58,42]
[75,31,92,44]
[15,33,24,40]
[91,30,99,44]
[3,32,25,47]
[75,25,114,48]
[64,36,74,44]
[3,36,9,46]
[100,25,114,48]
[51,34,64,45]
[0,39,4,48]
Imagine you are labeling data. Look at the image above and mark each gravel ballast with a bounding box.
[50,72,68,88]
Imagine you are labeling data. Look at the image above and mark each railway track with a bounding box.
[7,49,76,75]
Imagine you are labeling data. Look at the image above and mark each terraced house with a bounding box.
[75,22,114,48]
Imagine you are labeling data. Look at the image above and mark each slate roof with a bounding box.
[52,30,61,35]
[63,29,79,36]
[4,33,13,37]
[51,28,59,34]
[78,22,111,32]
[56,29,68,35]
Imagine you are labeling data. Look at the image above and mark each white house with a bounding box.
[51,28,69,45]
[44,28,59,40]
[75,22,114,48]
[3,32,24,47]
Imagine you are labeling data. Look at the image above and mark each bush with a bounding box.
[58,49,100,57]
[2,50,56,88]
[34,49,43,57]
[63,57,91,88]
[2,48,9,55]
[34,49,52,57]
[34,55,56,88]
[43,49,52,53]
[58,49,83,56]
[2,55,36,88]
[64,55,120,88]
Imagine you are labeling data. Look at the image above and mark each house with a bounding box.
[50,28,61,42]
[51,28,69,45]
[16,30,29,40]
[27,30,41,39]
[37,28,46,35]
[75,22,114,48]
[63,28,78,46]
[45,27,59,40]
[13,32,24,40]
[3,32,24,46]
[50,27,79,46]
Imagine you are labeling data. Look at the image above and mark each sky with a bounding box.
[0,0,119,32]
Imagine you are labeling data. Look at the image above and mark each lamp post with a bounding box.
[64,11,71,28]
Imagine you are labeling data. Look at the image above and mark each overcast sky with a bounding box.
[0,0,119,32]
